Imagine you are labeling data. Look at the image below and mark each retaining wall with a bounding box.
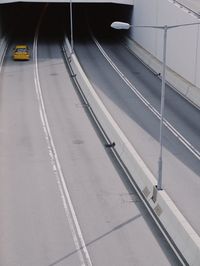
[124,36,200,108]
[130,0,200,108]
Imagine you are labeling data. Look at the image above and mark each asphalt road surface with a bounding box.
[0,18,181,266]
[74,30,200,237]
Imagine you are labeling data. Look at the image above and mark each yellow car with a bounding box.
[12,45,30,61]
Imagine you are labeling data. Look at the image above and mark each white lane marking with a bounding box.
[33,8,92,266]
[91,34,200,161]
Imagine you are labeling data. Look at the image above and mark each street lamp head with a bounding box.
[110,21,131,30]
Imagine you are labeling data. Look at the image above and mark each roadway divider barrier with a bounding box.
[124,37,200,109]
[0,36,8,68]
[63,37,200,265]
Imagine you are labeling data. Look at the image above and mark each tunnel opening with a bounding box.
[0,3,133,43]
[74,4,133,36]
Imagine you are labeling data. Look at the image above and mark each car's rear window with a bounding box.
[15,48,27,52]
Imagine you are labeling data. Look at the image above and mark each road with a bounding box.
[0,6,180,266]
[74,28,200,237]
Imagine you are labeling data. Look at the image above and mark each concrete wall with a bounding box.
[131,0,200,89]
[0,7,2,38]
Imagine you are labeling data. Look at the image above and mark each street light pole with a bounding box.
[157,25,167,190]
[111,21,200,191]
[69,0,74,54]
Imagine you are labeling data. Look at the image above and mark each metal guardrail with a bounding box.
[171,0,200,18]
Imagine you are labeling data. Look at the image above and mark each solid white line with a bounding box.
[92,34,200,161]
[33,8,92,266]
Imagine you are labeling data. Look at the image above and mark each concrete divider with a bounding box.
[63,37,200,265]
[0,36,8,67]
[124,36,200,109]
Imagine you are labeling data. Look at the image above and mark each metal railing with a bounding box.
[171,0,200,18]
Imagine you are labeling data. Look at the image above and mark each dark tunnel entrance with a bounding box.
[0,3,133,43]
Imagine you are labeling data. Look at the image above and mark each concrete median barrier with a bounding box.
[0,36,8,54]
[0,36,8,66]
